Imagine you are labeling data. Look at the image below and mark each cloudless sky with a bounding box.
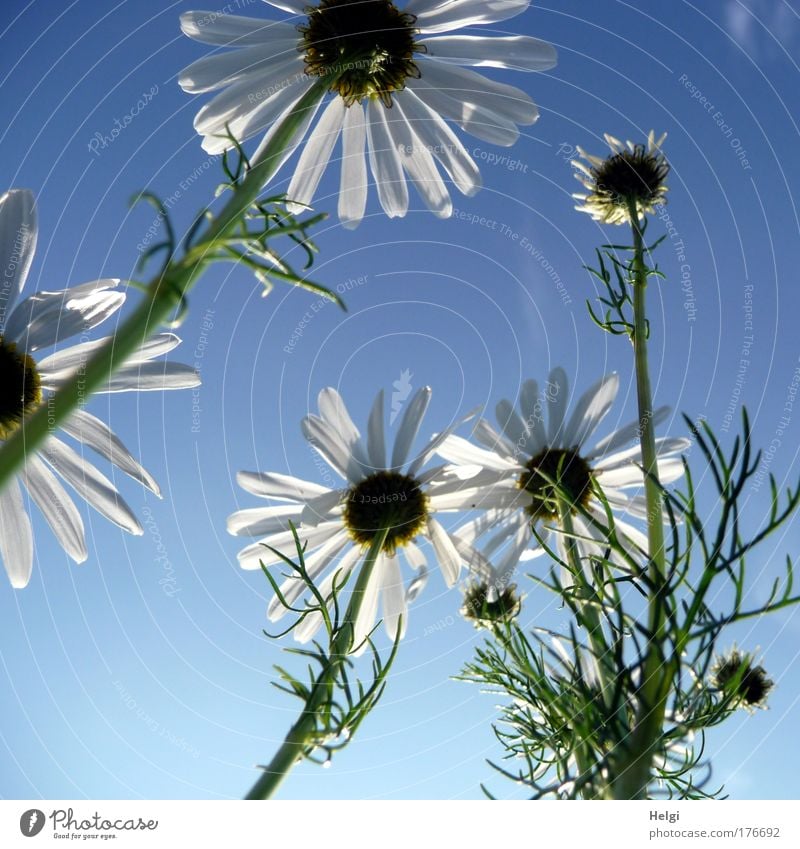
[1,0,800,800]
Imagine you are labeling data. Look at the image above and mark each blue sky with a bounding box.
[1,0,800,800]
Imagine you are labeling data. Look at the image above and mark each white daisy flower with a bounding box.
[436,368,690,586]
[179,1,557,227]
[572,130,669,225]
[227,385,496,646]
[0,189,200,588]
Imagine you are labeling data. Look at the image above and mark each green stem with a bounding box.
[610,201,670,800]
[0,79,329,492]
[245,528,390,801]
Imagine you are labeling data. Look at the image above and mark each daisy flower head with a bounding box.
[572,131,669,225]
[227,385,493,646]
[179,1,557,227]
[437,367,690,586]
[0,189,200,588]
[712,648,773,711]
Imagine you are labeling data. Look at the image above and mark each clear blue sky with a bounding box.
[1,0,799,800]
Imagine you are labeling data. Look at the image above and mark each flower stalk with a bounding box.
[609,199,671,799]
[245,527,390,801]
[0,79,330,494]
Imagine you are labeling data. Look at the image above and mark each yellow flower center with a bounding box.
[518,448,593,521]
[299,0,423,107]
[0,334,42,440]
[343,470,429,553]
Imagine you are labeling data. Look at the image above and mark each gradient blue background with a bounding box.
[1,0,799,799]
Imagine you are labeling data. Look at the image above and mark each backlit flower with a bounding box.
[0,189,200,588]
[180,1,557,227]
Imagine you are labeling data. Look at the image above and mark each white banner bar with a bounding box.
[2,800,798,848]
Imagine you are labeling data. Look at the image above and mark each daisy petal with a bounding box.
[227,504,304,537]
[412,0,530,34]
[287,98,346,212]
[0,476,34,588]
[367,98,408,218]
[21,456,87,563]
[519,379,547,453]
[547,366,569,444]
[0,188,36,321]
[59,409,160,496]
[237,521,341,569]
[236,470,329,501]
[398,90,481,197]
[390,102,452,218]
[426,517,461,586]
[302,414,359,483]
[391,386,432,469]
[381,553,407,640]
[588,405,670,458]
[180,12,297,46]
[419,35,557,71]
[41,438,142,535]
[367,390,386,471]
[435,433,517,471]
[339,101,368,228]
[352,555,383,648]
[562,373,619,449]
[179,43,299,93]
[100,361,201,392]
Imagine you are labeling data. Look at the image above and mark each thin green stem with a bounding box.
[610,201,670,799]
[0,79,329,492]
[244,528,390,801]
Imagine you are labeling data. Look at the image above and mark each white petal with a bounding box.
[413,77,520,146]
[426,518,461,586]
[352,555,383,648]
[403,541,429,603]
[316,387,371,474]
[416,59,538,125]
[98,361,200,392]
[338,101,368,228]
[496,398,530,453]
[40,438,142,535]
[453,508,516,546]
[180,11,297,46]
[12,283,125,351]
[367,390,386,471]
[435,434,516,472]
[227,504,304,537]
[262,0,308,15]
[236,470,329,501]
[391,386,431,469]
[408,405,480,478]
[519,379,547,454]
[59,409,160,496]
[0,188,36,322]
[302,415,361,483]
[473,417,516,458]
[397,90,482,197]
[412,0,530,34]
[179,43,299,94]
[389,102,452,218]
[0,476,34,588]
[199,66,309,153]
[595,437,689,471]
[237,521,342,569]
[21,456,86,563]
[300,488,345,526]
[494,519,532,580]
[546,366,569,445]
[562,373,619,449]
[419,35,556,71]
[287,98,346,211]
[381,553,407,640]
[587,405,670,459]
[366,99,408,219]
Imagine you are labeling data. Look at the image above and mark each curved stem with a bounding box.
[610,202,670,799]
[0,80,329,492]
[245,528,390,801]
